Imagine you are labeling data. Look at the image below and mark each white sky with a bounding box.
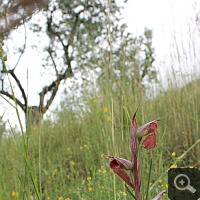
[1,0,200,129]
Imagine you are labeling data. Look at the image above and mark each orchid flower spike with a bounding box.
[132,110,161,149]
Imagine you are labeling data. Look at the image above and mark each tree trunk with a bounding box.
[26,106,43,126]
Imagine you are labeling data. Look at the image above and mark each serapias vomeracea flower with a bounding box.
[102,155,135,189]
[133,110,161,149]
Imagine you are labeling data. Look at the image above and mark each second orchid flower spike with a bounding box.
[132,110,161,149]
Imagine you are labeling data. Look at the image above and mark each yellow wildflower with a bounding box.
[87,177,91,180]
[172,152,176,157]
[67,148,71,151]
[47,197,50,200]
[88,188,92,192]
[93,100,96,103]
[104,107,108,112]
[170,164,177,168]
[159,179,162,183]
[103,170,107,173]
[58,197,63,200]
[107,117,112,122]
[33,127,37,130]
[123,192,127,196]
[80,146,83,150]
[84,144,87,147]
[98,170,101,173]
[70,161,75,165]
[11,191,18,197]
[67,175,70,178]
[166,184,168,188]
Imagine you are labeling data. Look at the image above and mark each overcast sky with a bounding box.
[1,0,200,129]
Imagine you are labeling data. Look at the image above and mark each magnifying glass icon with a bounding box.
[174,174,196,193]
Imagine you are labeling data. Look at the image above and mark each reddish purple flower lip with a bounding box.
[102,155,135,189]
[132,110,161,149]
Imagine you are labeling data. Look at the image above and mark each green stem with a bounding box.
[125,185,137,200]
[145,158,152,200]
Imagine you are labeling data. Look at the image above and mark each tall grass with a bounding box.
[0,58,199,199]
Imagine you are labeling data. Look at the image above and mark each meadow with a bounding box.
[0,58,199,200]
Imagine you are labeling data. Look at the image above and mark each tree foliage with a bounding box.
[96,27,157,90]
[0,0,47,37]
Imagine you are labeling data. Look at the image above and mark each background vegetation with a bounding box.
[0,62,199,200]
[0,0,200,200]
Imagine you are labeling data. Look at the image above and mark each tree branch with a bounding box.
[44,85,58,112]
[48,9,84,74]
[69,9,84,44]
[7,70,27,106]
[47,47,58,77]
[1,55,27,111]
[0,90,25,111]
[39,66,72,114]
